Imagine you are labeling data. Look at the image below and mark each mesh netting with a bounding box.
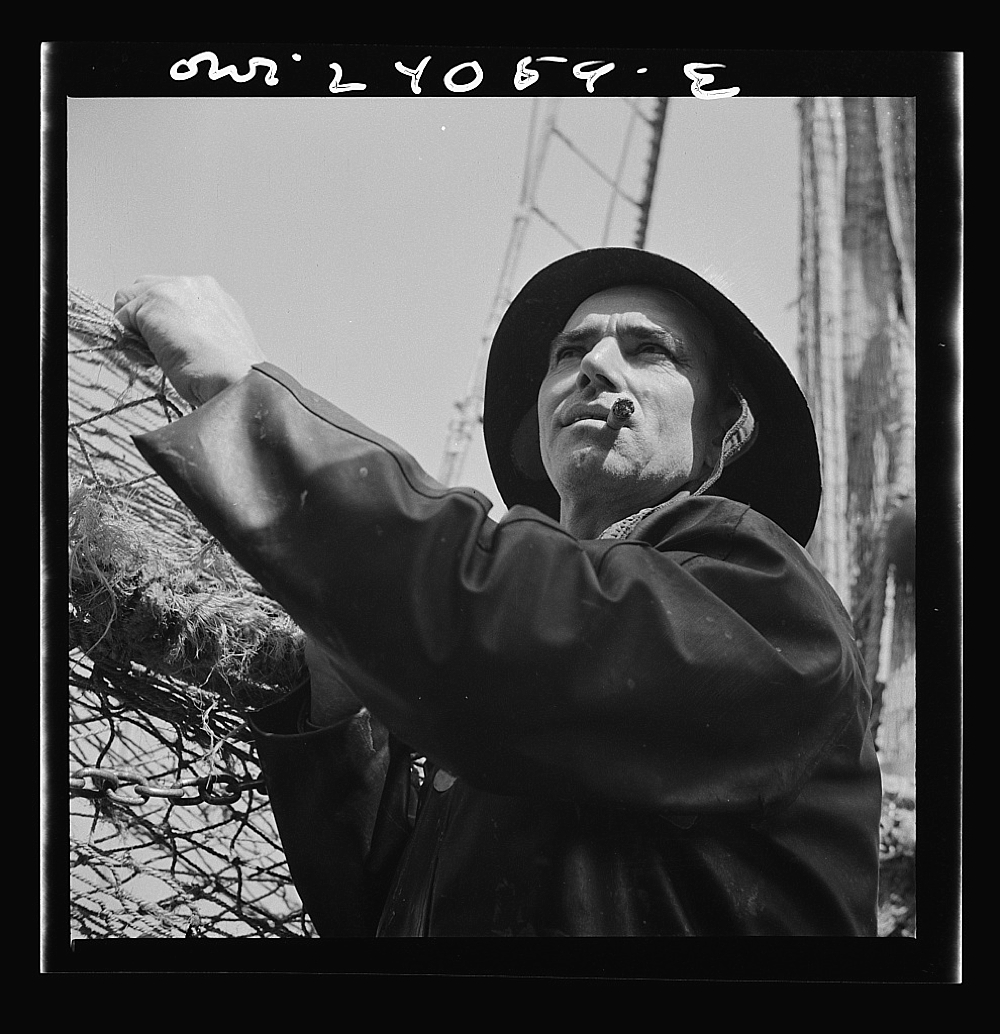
[67,285,314,938]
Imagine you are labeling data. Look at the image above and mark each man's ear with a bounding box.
[511,408,549,481]
[704,392,744,471]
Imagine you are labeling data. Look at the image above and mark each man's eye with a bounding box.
[552,345,584,365]
[637,339,682,361]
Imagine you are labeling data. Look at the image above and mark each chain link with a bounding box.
[69,765,268,808]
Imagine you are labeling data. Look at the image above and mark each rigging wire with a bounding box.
[437,98,561,487]
[437,98,669,488]
[600,102,642,246]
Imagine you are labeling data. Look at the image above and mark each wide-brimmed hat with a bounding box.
[482,248,821,546]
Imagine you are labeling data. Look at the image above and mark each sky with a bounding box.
[66,93,800,518]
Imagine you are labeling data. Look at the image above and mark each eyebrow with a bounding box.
[548,326,596,358]
[548,321,690,362]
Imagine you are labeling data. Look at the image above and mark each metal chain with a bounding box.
[69,765,268,808]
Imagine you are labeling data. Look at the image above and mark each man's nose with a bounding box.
[577,335,623,392]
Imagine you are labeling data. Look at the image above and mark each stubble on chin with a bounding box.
[550,440,627,496]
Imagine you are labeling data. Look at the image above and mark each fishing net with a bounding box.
[67,285,314,938]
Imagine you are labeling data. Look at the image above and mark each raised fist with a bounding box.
[114,275,266,407]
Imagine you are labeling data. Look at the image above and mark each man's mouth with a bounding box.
[562,404,611,427]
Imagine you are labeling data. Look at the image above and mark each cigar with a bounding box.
[606,397,634,430]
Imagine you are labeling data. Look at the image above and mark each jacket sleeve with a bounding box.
[248,682,414,936]
[134,363,869,821]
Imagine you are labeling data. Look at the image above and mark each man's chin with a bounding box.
[553,450,692,504]
[550,448,637,494]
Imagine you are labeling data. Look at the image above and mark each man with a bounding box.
[118,248,882,937]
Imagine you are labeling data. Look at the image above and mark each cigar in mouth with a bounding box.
[606,397,634,430]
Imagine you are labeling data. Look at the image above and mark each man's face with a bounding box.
[537,285,729,515]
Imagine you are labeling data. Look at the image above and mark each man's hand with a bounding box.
[113,275,267,408]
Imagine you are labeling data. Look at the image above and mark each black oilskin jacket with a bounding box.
[135,363,882,937]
